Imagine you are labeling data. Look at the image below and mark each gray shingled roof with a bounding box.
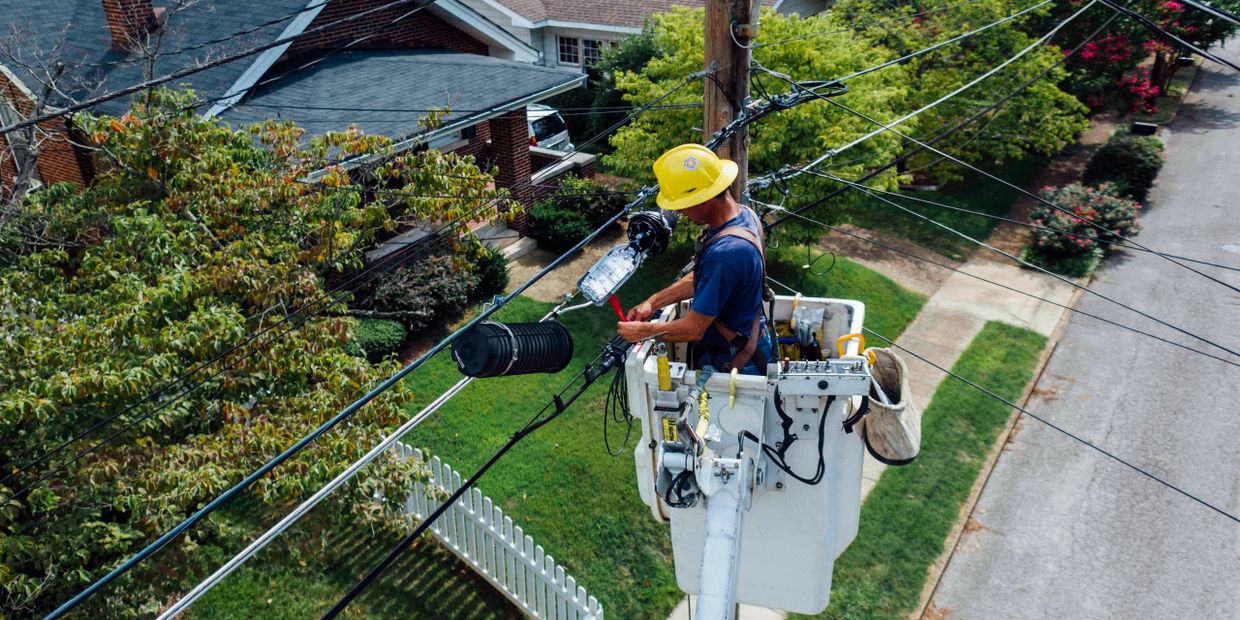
[0,0,309,116]
[222,50,581,140]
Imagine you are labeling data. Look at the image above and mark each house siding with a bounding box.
[289,0,488,56]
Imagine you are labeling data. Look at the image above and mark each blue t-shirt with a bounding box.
[692,207,765,349]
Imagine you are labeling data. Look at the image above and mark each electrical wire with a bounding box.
[1178,0,1240,26]
[811,170,1240,359]
[0,0,425,138]
[816,96,1240,297]
[839,183,1240,273]
[763,9,1124,229]
[755,202,1240,370]
[43,70,715,616]
[1098,0,1240,73]
[753,0,993,48]
[603,361,634,456]
[833,0,1054,83]
[860,325,1240,526]
[321,337,632,619]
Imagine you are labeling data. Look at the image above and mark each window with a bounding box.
[0,99,40,186]
[557,35,579,65]
[582,39,604,66]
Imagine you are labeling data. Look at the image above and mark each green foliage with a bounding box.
[796,322,1046,619]
[469,246,509,301]
[831,0,1088,179]
[529,202,594,252]
[1023,182,1141,277]
[0,89,510,617]
[351,319,408,360]
[367,248,479,332]
[1083,131,1165,201]
[529,175,626,252]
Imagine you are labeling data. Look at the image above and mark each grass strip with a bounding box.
[796,321,1048,620]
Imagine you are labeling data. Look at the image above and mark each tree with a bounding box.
[602,7,913,243]
[830,0,1089,180]
[0,89,512,617]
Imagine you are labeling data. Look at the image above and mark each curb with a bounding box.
[910,284,1085,620]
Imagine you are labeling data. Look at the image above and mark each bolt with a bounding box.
[803,424,811,431]
[817,379,829,390]
[648,440,657,449]
[775,482,784,490]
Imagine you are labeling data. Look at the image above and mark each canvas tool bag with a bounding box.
[843,347,921,466]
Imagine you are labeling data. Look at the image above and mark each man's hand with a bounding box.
[626,300,654,322]
[617,320,650,343]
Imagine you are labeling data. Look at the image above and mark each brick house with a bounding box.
[0,0,587,224]
[459,0,829,72]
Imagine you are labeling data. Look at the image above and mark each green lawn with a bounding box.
[191,241,926,619]
[830,157,1046,260]
[793,321,1048,620]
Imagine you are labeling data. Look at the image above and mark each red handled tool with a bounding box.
[608,294,626,322]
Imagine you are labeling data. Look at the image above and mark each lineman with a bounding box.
[617,144,772,375]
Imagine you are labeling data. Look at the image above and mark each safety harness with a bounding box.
[693,206,771,374]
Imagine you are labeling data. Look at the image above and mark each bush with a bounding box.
[470,246,509,300]
[369,249,479,331]
[350,318,408,360]
[1083,131,1164,201]
[529,175,628,251]
[1024,182,1142,277]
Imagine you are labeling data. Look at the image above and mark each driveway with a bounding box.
[925,47,1240,620]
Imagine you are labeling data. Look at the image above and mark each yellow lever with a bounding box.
[728,368,739,409]
[836,332,865,358]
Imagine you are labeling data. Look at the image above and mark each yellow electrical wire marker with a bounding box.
[728,368,739,409]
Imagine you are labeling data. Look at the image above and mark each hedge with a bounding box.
[1083,131,1164,201]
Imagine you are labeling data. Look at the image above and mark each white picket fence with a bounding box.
[394,444,604,620]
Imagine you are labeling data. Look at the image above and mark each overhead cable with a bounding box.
[43,71,706,618]
[0,0,423,138]
[834,0,1054,83]
[816,97,1240,296]
[755,201,1240,370]
[1098,0,1240,73]
[812,170,1240,359]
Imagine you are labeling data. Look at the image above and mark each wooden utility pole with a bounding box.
[704,0,756,198]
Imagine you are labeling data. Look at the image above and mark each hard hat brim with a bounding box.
[656,160,739,211]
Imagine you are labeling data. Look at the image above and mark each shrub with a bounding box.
[529,175,626,251]
[1083,131,1164,201]
[351,318,408,360]
[1024,182,1142,277]
[369,248,479,331]
[470,246,509,300]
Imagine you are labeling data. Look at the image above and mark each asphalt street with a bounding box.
[927,45,1240,620]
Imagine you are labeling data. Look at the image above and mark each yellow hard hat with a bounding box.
[653,144,738,211]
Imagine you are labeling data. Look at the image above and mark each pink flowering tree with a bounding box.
[1025,182,1142,276]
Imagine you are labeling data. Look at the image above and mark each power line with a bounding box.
[817,96,1240,297]
[323,338,631,619]
[1179,0,1240,26]
[859,323,1240,526]
[0,0,423,138]
[762,9,1124,229]
[753,0,994,48]
[835,0,1054,83]
[42,71,707,617]
[1099,0,1240,73]
[839,183,1240,273]
[811,169,1240,359]
[755,200,1240,370]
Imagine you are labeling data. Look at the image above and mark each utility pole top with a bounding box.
[704,0,756,199]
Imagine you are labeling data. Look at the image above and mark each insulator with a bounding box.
[452,321,574,378]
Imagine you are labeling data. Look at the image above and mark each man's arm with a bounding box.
[625,273,695,321]
[617,308,714,343]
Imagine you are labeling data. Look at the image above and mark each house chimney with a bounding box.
[101,0,159,51]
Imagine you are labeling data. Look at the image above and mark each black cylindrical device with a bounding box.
[452,321,574,378]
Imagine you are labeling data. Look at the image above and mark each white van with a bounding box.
[527,104,574,152]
